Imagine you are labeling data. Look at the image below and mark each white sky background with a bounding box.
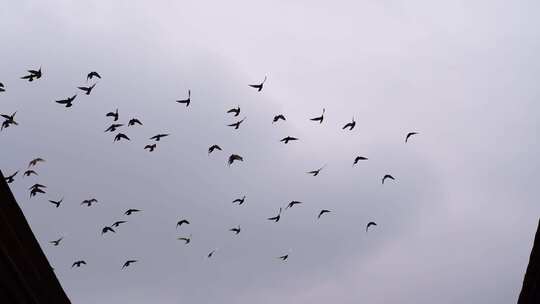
[1,0,539,303]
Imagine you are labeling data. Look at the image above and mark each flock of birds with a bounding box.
[1,68,420,269]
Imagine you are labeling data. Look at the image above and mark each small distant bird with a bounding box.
[366,221,377,232]
[280,136,298,144]
[207,250,216,258]
[273,114,286,123]
[101,226,115,235]
[21,68,42,82]
[227,117,246,129]
[177,234,192,244]
[87,71,101,81]
[353,156,368,166]
[229,225,241,235]
[28,157,45,168]
[114,133,130,142]
[286,201,303,209]
[227,106,240,116]
[72,260,86,268]
[310,108,325,124]
[49,197,63,208]
[112,220,127,227]
[28,183,46,190]
[77,83,96,95]
[1,112,18,130]
[307,165,326,176]
[105,123,123,132]
[144,144,156,152]
[176,219,190,228]
[128,118,143,126]
[248,76,267,92]
[0,82,4,92]
[30,187,45,198]
[24,170,38,177]
[50,237,63,246]
[106,108,119,121]
[382,174,395,184]
[405,132,419,143]
[124,209,141,215]
[176,90,191,107]
[208,144,222,154]
[317,209,331,219]
[268,208,282,223]
[278,254,289,261]
[122,260,138,269]
[150,134,169,141]
[4,171,18,184]
[228,154,244,166]
[55,95,77,108]
[232,195,246,205]
[342,117,356,130]
[81,198,98,207]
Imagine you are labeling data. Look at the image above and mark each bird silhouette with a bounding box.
[382,174,395,184]
[112,220,127,227]
[278,254,289,261]
[227,117,246,129]
[317,209,331,219]
[77,83,96,95]
[87,71,101,81]
[21,68,42,82]
[227,106,240,117]
[310,108,325,124]
[176,219,190,228]
[81,198,98,207]
[122,260,138,269]
[307,165,326,176]
[28,157,45,168]
[268,208,282,222]
[405,132,418,143]
[49,197,63,208]
[72,260,86,268]
[128,118,143,126]
[30,187,46,197]
[150,134,169,141]
[286,201,303,209]
[366,221,377,232]
[50,237,63,246]
[342,117,356,130]
[1,112,18,130]
[124,209,141,215]
[280,136,298,144]
[24,170,38,177]
[353,156,368,166]
[106,108,119,121]
[176,90,191,107]
[232,195,246,205]
[55,95,77,108]
[4,171,18,184]
[208,144,222,154]
[228,154,244,166]
[248,76,267,92]
[144,144,157,152]
[101,226,115,235]
[178,234,192,244]
[0,82,4,92]
[273,114,286,124]
[207,250,216,258]
[230,225,241,235]
[28,183,46,190]
[105,123,123,132]
[114,133,130,142]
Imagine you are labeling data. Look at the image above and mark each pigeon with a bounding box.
[72,260,86,268]
[150,134,169,141]
[228,154,244,166]
[342,117,356,130]
[232,195,246,205]
[366,221,377,232]
[248,76,267,92]
[176,90,191,107]
[208,144,222,154]
[81,198,98,207]
[50,237,63,246]
[112,221,127,227]
[30,187,46,198]
[353,156,368,166]
[87,71,101,81]
[23,170,38,177]
[310,108,325,124]
[0,82,5,92]
[268,208,282,223]
[144,144,156,152]
[405,132,418,143]
[382,174,395,184]
[21,68,42,82]
[307,165,326,176]
[124,209,141,215]
[122,260,138,269]
[227,106,240,117]
[229,225,241,235]
[4,171,18,184]
[101,226,116,235]
[176,219,190,228]
[286,201,303,209]
[278,254,289,261]
[128,118,143,126]
[317,209,331,219]
[77,83,96,95]
[207,250,217,258]
[273,114,286,123]
[114,133,130,142]
[227,117,246,129]
[106,109,119,121]
[280,136,298,144]
[178,234,192,244]
[49,197,63,208]
[28,157,45,168]
[55,95,77,107]
[105,124,123,132]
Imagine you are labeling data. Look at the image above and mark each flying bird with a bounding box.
[50,237,63,246]
[24,170,38,177]
[112,220,127,227]
[228,154,244,166]
[122,260,138,269]
[150,134,169,141]
[353,156,368,166]
[28,157,45,167]
[49,197,63,208]
[207,250,216,258]
[286,201,303,209]
[405,132,419,143]
[81,198,98,207]
[232,195,246,205]
[114,133,130,142]
[342,117,356,130]
[227,117,246,129]
[29,183,46,191]
[229,225,241,235]
[144,144,156,152]
[1,112,18,130]
[0,82,5,92]
[278,254,289,261]
[21,68,42,82]
[77,83,96,95]
[208,144,222,154]
[366,221,377,232]
[176,90,191,107]
[248,76,267,92]
[310,108,325,124]
[72,260,86,268]
[55,95,77,108]
[280,136,298,144]
[268,208,282,223]
[87,71,101,81]
[177,234,192,244]
[4,171,18,184]
[128,118,143,126]
[106,108,119,121]
[227,106,240,116]
[176,219,190,228]
[101,226,116,235]
[382,174,395,184]
[124,208,141,215]
[273,114,286,124]
[105,123,123,132]
[317,209,331,219]
[307,165,326,176]
[30,187,46,197]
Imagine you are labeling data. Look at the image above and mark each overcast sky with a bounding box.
[1,0,539,303]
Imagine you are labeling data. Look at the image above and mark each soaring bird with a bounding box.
[342,117,356,130]
[49,197,63,208]
[124,208,141,215]
[21,68,42,82]
[101,226,116,235]
[227,106,240,117]
[106,108,119,121]
[122,260,138,269]
[366,221,377,232]
[227,117,246,129]
[0,82,4,92]
[128,118,143,126]
[114,133,130,142]
[87,71,101,81]
[278,254,289,261]
[105,123,123,132]
[176,90,191,107]
[1,112,18,129]
[307,165,326,176]
[232,195,246,205]
[273,114,286,124]
[207,250,217,258]
[208,144,222,154]
[4,171,18,184]
[50,237,63,246]
[177,234,192,244]
[382,174,395,184]
[268,208,282,223]
[228,154,244,166]
[30,187,46,197]
[229,225,241,235]
[29,183,46,190]
[176,219,190,228]
[248,76,267,92]
[112,220,127,228]
[286,201,303,209]
[280,136,298,144]
[24,170,38,177]
[144,144,156,152]
[317,209,331,219]
[72,260,86,268]
[81,198,98,207]
[28,157,45,168]
[353,156,368,166]
[405,132,419,143]
[77,83,96,95]
[55,95,77,108]
[150,134,169,141]
[310,108,325,124]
